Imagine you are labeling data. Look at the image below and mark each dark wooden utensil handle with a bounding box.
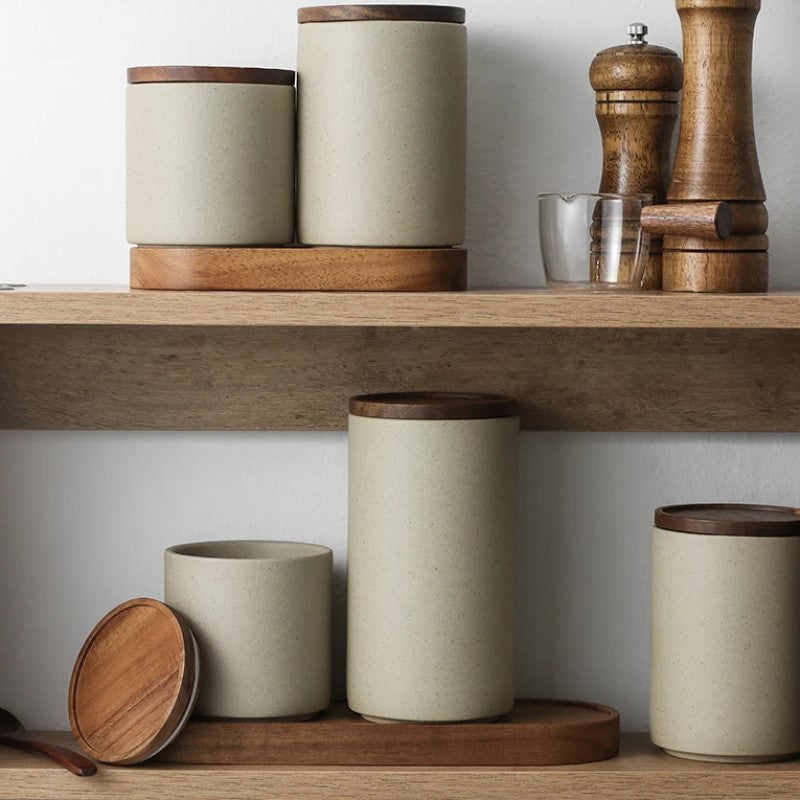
[0,735,97,776]
[641,202,732,239]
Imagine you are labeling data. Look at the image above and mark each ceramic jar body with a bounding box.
[164,540,331,719]
[127,82,295,245]
[297,19,467,246]
[347,413,518,722]
[651,528,800,761]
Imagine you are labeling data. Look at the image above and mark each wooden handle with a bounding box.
[640,202,732,239]
[0,735,98,776]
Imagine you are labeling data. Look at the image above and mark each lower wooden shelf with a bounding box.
[2,733,800,800]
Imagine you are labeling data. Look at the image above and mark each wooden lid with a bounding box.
[655,504,800,537]
[350,392,517,420]
[69,598,200,765]
[128,66,295,85]
[298,5,465,23]
[591,44,683,93]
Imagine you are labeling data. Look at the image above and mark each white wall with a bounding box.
[1,0,798,731]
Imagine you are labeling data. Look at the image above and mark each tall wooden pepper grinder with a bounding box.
[590,24,683,289]
[641,0,768,292]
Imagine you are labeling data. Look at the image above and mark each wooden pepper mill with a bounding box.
[641,0,768,292]
[590,23,683,289]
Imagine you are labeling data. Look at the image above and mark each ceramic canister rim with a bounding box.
[349,391,517,421]
[655,504,800,537]
[297,5,465,24]
[165,540,332,564]
[127,66,296,85]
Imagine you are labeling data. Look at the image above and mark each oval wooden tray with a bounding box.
[156,699,619,766]
[130,247,467,292]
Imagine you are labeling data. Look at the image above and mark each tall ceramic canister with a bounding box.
[651,504,800,762]
[127,66,296,246]
[348,392,518,723]
[296,6,467,246]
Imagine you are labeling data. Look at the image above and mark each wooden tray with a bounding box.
[155,699,619,766]
[130,246,467,292]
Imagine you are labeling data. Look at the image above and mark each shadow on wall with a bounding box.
[466,33,599,289]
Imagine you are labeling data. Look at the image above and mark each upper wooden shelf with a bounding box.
[2,733,799,800]
[3,285,800,328]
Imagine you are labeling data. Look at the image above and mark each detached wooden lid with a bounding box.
[655,504,800,537]
[128,66,295,85]
[350,392,517,420]
[298,5,465,23]
[591,24,682,93]
[69,598,200,765]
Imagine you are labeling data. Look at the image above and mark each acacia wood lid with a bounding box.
[128,66,295,85]
[68,598,200,765]
[655,504,800,537]
[591,42,683,93]
[298,5,465,23]
[350,392,517,420]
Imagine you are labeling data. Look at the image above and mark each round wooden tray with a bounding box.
[157,699,620,766]
[130,247,467,292]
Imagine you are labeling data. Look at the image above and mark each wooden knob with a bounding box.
[640,202,732,239]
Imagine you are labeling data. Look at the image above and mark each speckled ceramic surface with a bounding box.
[127,83,295,245]
[297,20,467,246]
[651,528,800,761]
[164,540,331,719]
[347,415,518,722]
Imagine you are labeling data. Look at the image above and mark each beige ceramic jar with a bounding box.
[127,66,296,246]
[347,392,518,723]
[165,540,332,719]
[651,504,800,762]
[296,6,467,246]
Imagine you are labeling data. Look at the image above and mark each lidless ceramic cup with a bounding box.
[164,540,332,719]
[651,504,800,762]
[296,6,467,246]
[347,392,519,723]
[127,66,296,246]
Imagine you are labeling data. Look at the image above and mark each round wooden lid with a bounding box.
[350,392,517,420]
[655,504,800,537]
[127,66,295,85]
[298,5,465,23]
[68,598,200,765]
[591,30,682,93]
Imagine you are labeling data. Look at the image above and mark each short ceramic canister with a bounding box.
[296,5,467,246]
[127,66,296,246]
[165,540,332,719]
[651,504,800,762]
[347,392,519,723]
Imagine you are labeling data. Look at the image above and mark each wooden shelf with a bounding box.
[3,285,800,328]
[2,286,800,431]
[1,733,799,799]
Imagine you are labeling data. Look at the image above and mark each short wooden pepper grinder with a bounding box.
[640,0,768,292]
[590,24,683,289]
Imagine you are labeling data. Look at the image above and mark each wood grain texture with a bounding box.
[130,247,468,292]
[127,66,295,85]
[298,5,465,23]
[668,0,765,202]
[655,504,800,537]
[641,203,733,239]
[3,732,800,800]
[3,324,800,431]
[662,250,768,293]
[663,234,768,252]
[8,287,800,328]
[157,700,618,766]
[730,202,769,235]
[0,737,96,777]
[68,599,197,765]
[350,392,517,421]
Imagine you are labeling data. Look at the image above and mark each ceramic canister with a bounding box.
[347,392,518,723]
[127,66,296,246]
[296,6,467,246]
[164,540,332,719]
[651,504,800,762]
